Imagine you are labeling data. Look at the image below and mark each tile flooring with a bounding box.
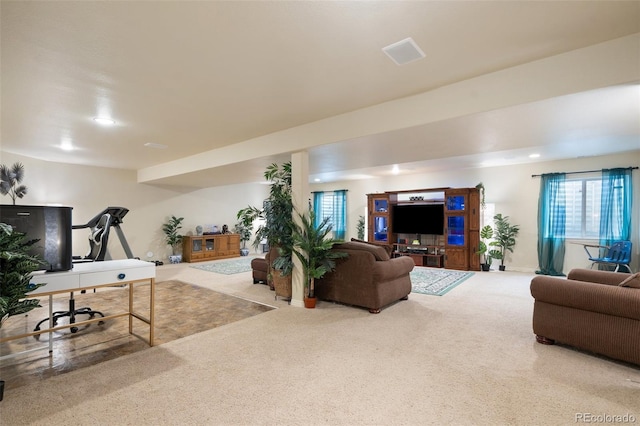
[0,280,273,391]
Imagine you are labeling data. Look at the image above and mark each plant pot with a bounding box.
[481,263,491,272]
[169,254,182,264]
[240,248,250,256]
[272,269,292,301]
[304,297,317,309]
[499,265,506,271]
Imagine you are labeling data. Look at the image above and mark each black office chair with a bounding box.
[34,214,112,334]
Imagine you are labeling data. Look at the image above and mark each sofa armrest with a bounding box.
[531,276,640,321]
[373,256,415,281]
[567,268,630,286]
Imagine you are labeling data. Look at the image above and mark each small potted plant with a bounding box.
[291,208,347,308]
[233,220,252,256]
[492,213,520,271]
[476,225,494,271]
[356,215,365,240]
[162,215,184,263]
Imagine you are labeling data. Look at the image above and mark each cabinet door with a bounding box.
[445,189,468,212]
[367,195,390,244]
[445,214,466,247]
[228,234,240,255]
[445,248,468,270]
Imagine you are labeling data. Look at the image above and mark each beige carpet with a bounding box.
[1,261,639,425]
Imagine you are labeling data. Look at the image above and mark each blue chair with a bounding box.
[583,241,632,273]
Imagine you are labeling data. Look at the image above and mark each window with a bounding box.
[563,177,624,239]
[312,190,347,240]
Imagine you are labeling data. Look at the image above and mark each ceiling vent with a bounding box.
[382,37,425,66]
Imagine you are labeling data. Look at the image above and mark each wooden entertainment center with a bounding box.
[367,187,480,271]
[182,234,241,263]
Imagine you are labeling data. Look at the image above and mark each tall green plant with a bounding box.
[162,215,184,255]
[0,223,45,322]
[237,162,294,273]
[356,215,365,240]
[0,162,28,205]
[492,213,520,269]
[291,208,347,299]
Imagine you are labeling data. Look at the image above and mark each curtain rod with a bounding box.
[531,166,638,178]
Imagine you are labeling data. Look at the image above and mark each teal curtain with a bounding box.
[313,192,324,228]
[333,190,347,240]
[536,173,566,276]
[599,168,632,248]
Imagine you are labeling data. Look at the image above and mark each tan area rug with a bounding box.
[0,280,274,390]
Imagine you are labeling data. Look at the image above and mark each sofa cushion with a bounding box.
[334,241,390,261]
[619,272,640,288]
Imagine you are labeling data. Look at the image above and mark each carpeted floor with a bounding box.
[410,267,474,295]
[189,256,255,274]
[0,280,274,390]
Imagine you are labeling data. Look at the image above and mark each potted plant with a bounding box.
[291,208,347,308]
[492,213,520,271]
[0,162,28,205]
[476,224,494,271]
[162,215,184,263]
[233,220,252,256]
[356,215,365,240]
[0,223,46,326]
[237,162,294,299]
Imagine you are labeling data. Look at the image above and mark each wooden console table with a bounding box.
[0,259,156,361]
[182,234,241,262]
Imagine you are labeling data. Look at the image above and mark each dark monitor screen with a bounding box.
[392,203,444,235]
[0,205,73,271]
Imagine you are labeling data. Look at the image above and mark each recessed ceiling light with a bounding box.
[60,138,74,151]
[314,178,321,182]
[382,37,425,66]
[392,165,400,175]
[529,153,540,158]
[93,117,116,126]
[144,142,168,149]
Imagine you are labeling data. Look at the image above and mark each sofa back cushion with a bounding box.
[350,238,393,257]
[334,241,390,261]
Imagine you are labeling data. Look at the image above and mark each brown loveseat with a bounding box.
[530,268,640,365]
[315,240,415,313]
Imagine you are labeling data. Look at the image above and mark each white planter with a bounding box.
[169,254,182,264]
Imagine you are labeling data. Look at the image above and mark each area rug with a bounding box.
[190,256,255,275]
[410,267,474,296]
[0,280,274,390]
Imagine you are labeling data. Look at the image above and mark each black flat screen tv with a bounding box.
[0,205,73,271]
[392,204,444,235]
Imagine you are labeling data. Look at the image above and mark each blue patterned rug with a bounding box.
[410,267,474,296]
[190,256,255,275]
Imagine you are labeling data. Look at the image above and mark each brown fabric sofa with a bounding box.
[315,240,415,313]
[530,268,640,365]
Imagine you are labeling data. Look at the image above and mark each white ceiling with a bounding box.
[2,1,639,188]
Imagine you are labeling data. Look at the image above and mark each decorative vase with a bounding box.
[304,297,317,309]
[240,248,250,256]
[169,254,182,264]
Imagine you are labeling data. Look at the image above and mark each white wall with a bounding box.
[2,150,638,273]
[0,152,269,262]
[312,151,640,274]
